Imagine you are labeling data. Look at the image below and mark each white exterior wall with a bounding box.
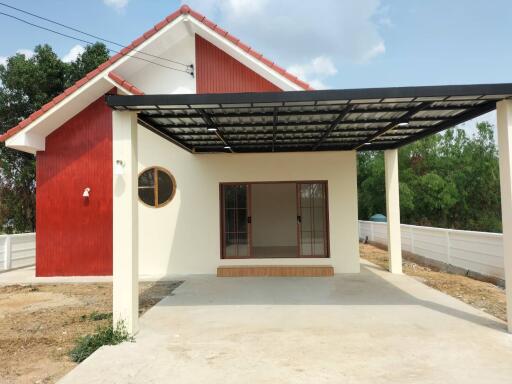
[128,33,196,94]
[137,128,360,276]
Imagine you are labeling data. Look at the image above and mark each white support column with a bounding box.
[112,110,139,335]
[384,149,402,274]
[496,99,512,333]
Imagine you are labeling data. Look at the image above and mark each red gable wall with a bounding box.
[34,35,284,277]
[36,97,113,276]
[195,35,282,93]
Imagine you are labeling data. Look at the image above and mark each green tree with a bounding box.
[0,43,109,233]
[357,122,501,232]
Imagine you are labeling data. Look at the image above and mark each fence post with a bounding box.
[4,236,11,270]
[370,222,375,242]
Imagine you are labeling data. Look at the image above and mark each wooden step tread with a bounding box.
[217,265,334,277]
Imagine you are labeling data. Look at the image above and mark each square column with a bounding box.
[112,110,139,334]
[496,99,512,333]
[384,149,402,274]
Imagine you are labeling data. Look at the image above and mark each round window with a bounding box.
[138,167,176,207]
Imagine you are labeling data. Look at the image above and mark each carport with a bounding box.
[106,82,512,334]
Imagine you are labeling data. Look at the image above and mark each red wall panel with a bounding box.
[195,35,282,93]
[36,97,112,276]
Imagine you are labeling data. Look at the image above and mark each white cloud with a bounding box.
[288,56,338,89]
[16,49,35,59]
[103,0,129,11]
[184,0,387,88]
[360,42,385,62]
[0,49,34,68]
[62,45,86,63]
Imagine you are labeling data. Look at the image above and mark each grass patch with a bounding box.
[79,311,113,322]
[69,321,133,363]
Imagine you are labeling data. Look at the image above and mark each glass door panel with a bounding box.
[222,184,250,258]
[297,183,328,257]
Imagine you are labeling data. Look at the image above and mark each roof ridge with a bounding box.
[0,4,311,143]
[179,5,313,91]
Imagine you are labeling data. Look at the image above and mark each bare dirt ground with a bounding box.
[360,243,507,322]
[0,247,507,383]
[0,281,181,384]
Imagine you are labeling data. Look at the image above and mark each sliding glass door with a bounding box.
[220,181,329,259]
[297,183,329,257]
[221,184,251,258]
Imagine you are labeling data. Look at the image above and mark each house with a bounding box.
[1,5,512,335]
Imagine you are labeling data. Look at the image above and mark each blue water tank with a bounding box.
[369,214,387,222]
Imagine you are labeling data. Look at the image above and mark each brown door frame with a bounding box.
[220,180,329,259]
[296,182,330,258]
[220,183,252,259]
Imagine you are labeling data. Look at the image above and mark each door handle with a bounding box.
[297,215,301,224]
[247,216,252,224]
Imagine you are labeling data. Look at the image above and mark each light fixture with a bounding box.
[207,128,217,132]
[114,160,125,175]
[363,142,372,146]
[82,187,91,198]
[396,122,409,128]
[224,145,231,149]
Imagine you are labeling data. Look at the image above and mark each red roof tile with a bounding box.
[0,4,312,143]
[108,72,145,96]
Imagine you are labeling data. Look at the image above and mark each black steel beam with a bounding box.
[171,129,373,136]
[197,109,233,153]
[272,107,277,152]
[138,116,193,153]
[352,103,429,150]
[106,82,512,109]
[143,105,471,120]
[154,116,441,130]
[313,105,354,150]
[391,101,497,149]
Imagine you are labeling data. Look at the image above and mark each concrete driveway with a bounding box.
[59,260,512,384]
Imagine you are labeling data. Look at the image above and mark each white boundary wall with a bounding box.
[359,221,504,280]
[0,233,36,271]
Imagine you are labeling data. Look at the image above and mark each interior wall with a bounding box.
[251,183,297,247]
[136,127,360,276]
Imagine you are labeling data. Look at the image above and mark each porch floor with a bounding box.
[58,260,512,384]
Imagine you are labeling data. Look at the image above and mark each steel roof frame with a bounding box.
[106,83,512,153]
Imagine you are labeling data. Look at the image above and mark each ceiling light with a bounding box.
[363,142,372,146]
[207,128,217,132]
[396,122,409,127]
[224,146,231,149]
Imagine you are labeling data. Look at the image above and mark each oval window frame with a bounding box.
[137,166,176,208]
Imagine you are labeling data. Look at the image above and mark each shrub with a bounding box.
[69,321,133,363]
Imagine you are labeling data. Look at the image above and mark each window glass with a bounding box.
[138,167,175,207]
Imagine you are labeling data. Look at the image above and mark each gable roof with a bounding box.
[0,4,311,144]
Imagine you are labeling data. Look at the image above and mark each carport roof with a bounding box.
[105,83,512,153]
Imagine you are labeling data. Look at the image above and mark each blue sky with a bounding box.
[1,0,511,129]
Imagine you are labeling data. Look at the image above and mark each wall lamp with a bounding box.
[114,160,125,175]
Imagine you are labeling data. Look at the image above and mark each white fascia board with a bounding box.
[6,132,45,154]
[185,15,304,92]
[5,15,187,154]
[104,76,135,95]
